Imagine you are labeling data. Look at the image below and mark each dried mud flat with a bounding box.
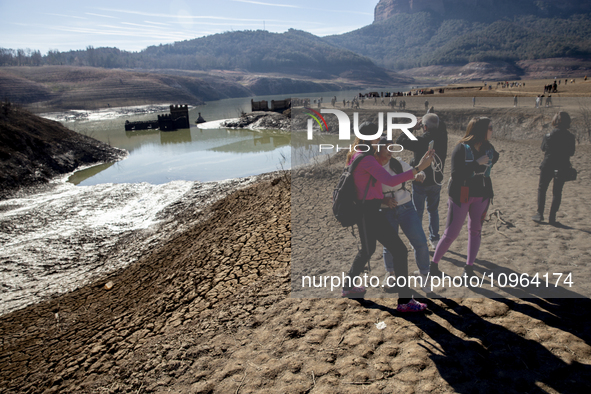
[2,135,591,393]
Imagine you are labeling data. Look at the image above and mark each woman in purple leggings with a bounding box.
[430,117,500,280]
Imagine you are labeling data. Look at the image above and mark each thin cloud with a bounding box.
[47,24,197,42]
[122,20,281,28]
[233,2,371,15]
[317,9,373,16]
[85,13,120,19]
[94,7,318,24]
[46,13,88,20]
[231,0,299,8]
[46,22,211,42]
[96,7,256,20]
[121,22,159,28]
[144,21,171,26]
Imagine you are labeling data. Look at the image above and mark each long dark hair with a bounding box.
[551,112,571,130]
[389,157,404,174]
[459,117,491,148]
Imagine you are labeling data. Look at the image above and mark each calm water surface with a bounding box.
[57,88,410,185]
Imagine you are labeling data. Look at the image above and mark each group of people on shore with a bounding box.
[340,111,577,312]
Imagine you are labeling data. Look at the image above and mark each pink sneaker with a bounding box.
[396,298,427,313]
[341,286,366,298]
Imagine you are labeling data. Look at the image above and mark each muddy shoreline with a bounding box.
[39,104,174,123]
[0,170,284,316]
[220,111,291,131]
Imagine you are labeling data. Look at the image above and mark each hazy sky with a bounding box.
[0,0,376,54]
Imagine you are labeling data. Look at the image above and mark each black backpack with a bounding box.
[332,153,374,227]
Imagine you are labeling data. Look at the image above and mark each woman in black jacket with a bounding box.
[430,117,500,280]
[532,112,576,225]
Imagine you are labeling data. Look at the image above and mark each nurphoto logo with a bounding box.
[305,109,419,141]
[305,108,415,152]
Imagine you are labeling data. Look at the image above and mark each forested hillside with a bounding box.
[1,29,391,82]
[325,11,591,70]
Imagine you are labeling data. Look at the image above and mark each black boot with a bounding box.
[430,262,444,277]
[463,265,479,287]
[549,211,557,225]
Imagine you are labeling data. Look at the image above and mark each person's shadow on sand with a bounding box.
[434,251,591,346]
[356,297,591,393]
[534,220,591,234]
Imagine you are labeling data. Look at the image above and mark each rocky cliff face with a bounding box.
[374,0,591,23]
[374,0,444,22]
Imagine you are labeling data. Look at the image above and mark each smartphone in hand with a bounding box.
[428,140,434,150]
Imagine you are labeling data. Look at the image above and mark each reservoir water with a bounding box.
[50,89,392,185]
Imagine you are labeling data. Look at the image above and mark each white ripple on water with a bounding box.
[0,179,193,315]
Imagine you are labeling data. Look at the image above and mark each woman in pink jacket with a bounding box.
[344,123,434,312]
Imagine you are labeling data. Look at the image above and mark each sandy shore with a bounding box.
[313,93,591,113]
[0,174,271,316]
[432,77,591,97]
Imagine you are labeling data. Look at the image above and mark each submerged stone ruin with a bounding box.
[124,104,190,131]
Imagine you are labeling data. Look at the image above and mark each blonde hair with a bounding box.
[346,137,362,165]
[346,137,376,164]
[346,122,380,164]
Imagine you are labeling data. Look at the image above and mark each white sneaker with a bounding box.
[428,239,439,250]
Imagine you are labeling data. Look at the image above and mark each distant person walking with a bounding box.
[425,100,429,112]
[430,117,500,280]
[472,97,476,107]
[513,95,518,107]
[532,112,576,225]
